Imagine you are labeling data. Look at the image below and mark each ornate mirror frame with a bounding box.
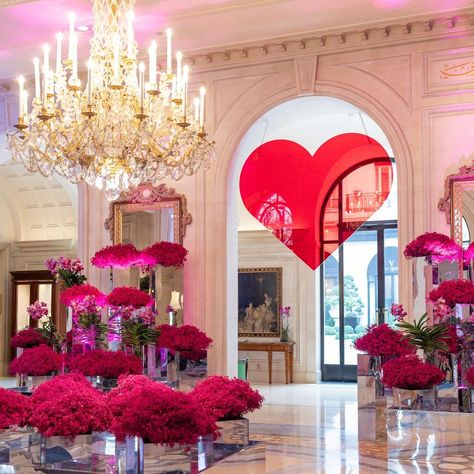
[105,184,192,244]
[438,163,474,245]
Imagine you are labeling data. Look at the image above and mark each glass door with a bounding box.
[321,222,397,381]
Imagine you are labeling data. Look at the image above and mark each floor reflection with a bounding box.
[248,383,474,473]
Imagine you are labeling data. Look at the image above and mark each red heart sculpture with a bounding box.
[239,133,393,270]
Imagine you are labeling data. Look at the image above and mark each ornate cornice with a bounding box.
[1,10,473,90]
[184,11,474,70]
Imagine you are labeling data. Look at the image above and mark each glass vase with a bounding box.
[142,344,158,379]
[117,436,192,474]
[390,387,439,411]
[357,354,385,408]
[157,348,180,388]
[215,418,249,445]
[37,433,102,467]
[108,308,122,352]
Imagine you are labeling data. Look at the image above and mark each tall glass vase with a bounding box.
[108,308,122,352]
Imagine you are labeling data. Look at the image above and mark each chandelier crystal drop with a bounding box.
[7,0,215,200]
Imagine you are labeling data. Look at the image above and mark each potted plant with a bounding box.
[108,376,216,473]
[382,355,445,410]
[156,324,213,385]
[190,376,264,445]
[29,374,111,466]
[9,345,63,389]
[67,349,142,390]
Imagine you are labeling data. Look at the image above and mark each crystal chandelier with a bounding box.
[8,0,215,200]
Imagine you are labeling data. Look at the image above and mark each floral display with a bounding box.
[141,241,188,268]
[9,345,63,376]
[428,279,474,307]
[353,324,415,357]
[45,256,86,287]
[464,242,474,261]
[67,349,143,379]
[390,303,407,322]
[11,327,47,349]
[381,355,445,389]
[279,306,290,342]
[463,366,474,387]
[31,373,94,405]
[190,376,264,421]
[26,300,49,321]
[121,315,158,356]
[432,298,454,323]
[108,379,216,445]
[403,232,462,261]
[157,324,213,360]
[29,375,111,438]
[90,244,141,269]
[396,313,449,361]
[106,286,154,308]
[60,284,106,307]
[0,387,31,429]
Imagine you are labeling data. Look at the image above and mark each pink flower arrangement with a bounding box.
[67,350,143,379]
[390,303,407,322]
[106,286,153,308]
[191,376,264,421]
[27,300,49,321]
[29,375,111,438]
[428,280,474,307]
[464,242,474,261]
[157,324,213,360]
[432,298,454,322]
[354,324,415,357]
[381,354,445,389]
[141,241,188,268]
[11,327,47,348]
[9,345,63,376]
[108,380,216,445]
[90,244,141,269]
[463,366,474,387]
[403,232,462,261]
[31,373,94,406]
[0,388,32,429]
[45,256,86,287]
[60,284,106,307]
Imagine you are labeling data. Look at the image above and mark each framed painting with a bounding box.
[238,267,282,337]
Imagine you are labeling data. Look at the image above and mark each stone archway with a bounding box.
[207,78,412,377]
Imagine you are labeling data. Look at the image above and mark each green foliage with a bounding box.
[326,276,364,318]
[38,319,62,352]
[121,320,158,356]
[324,327,337,336]
[396,313,448,359]
[355,325,366,334]
[76,313,108,349]
[344,326,354,335]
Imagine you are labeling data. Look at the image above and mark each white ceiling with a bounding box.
[0,135,78,242]
[0,0,472,79]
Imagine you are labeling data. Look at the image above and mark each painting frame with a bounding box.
[238,267,282,337]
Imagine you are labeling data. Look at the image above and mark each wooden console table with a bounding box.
[238,341,295,384]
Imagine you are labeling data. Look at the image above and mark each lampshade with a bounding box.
[169,291,182,310]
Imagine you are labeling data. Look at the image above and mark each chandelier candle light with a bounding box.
[8,0,215,200]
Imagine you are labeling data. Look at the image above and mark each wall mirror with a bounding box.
[105,184,192,323]
[439,162,474,248]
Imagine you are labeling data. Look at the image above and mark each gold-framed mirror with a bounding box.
[105,184,192,324]
[105,183,192,246]
[439,162,474,248]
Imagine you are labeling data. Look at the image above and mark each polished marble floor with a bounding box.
[3,378,474,473]
[247,383,474,474]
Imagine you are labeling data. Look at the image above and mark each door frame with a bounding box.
[320,220,397,382]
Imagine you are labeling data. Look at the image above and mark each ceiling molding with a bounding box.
[0,10,473,89]
[183,11,474,71]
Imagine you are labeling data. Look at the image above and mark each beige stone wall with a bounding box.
[3,9,474,380]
